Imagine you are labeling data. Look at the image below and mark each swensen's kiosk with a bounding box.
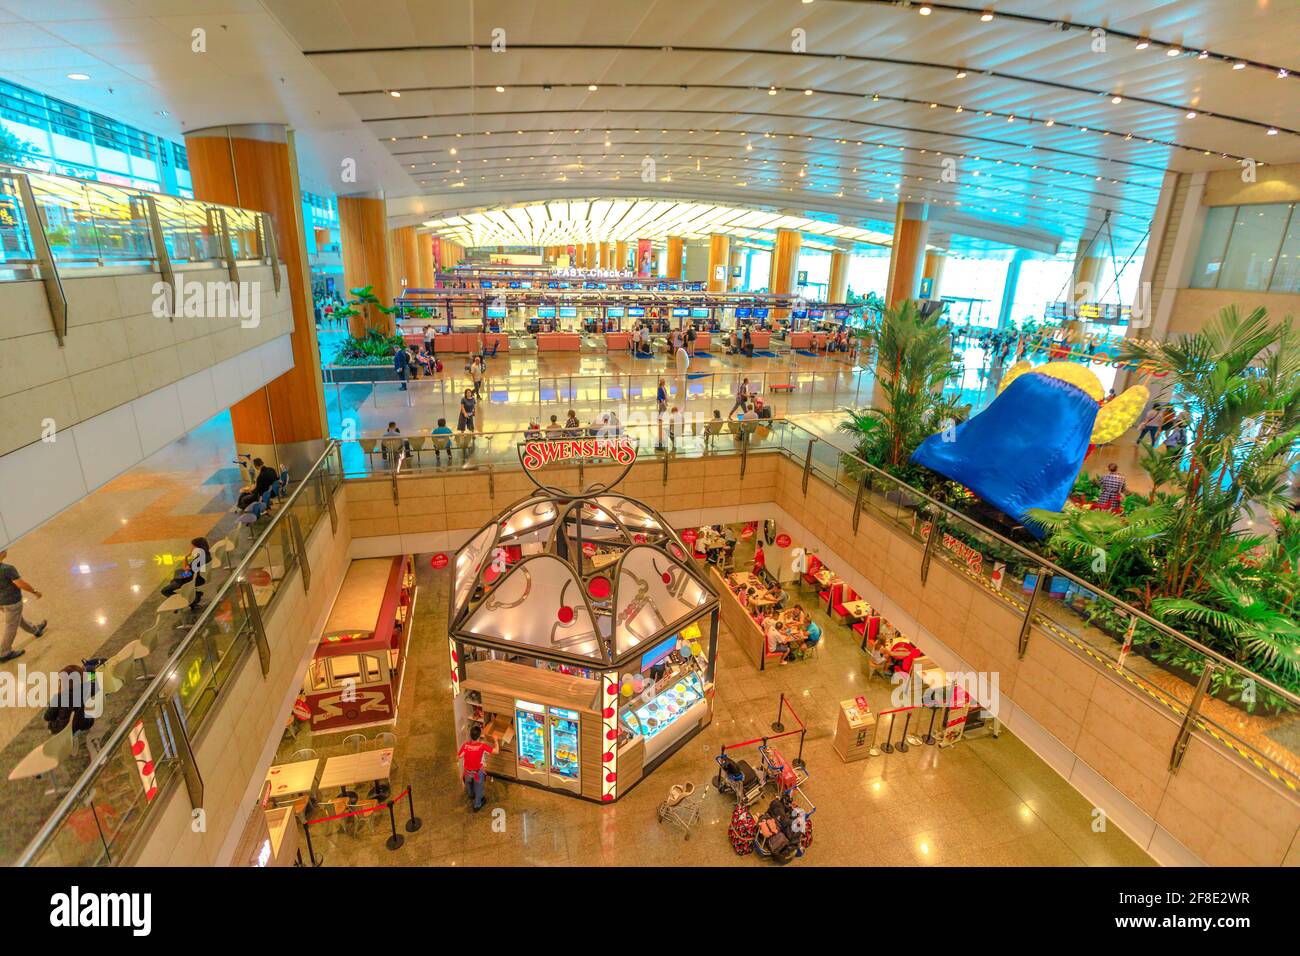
[447,491,720,802]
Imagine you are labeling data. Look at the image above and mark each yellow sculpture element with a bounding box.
[995,361,1148,444]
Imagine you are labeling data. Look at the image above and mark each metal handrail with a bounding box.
[15,440,341,866]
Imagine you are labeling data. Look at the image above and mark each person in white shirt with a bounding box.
[765,617,790,664]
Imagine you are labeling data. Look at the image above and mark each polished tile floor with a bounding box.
[289,557,1154,867]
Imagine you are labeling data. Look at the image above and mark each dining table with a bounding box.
[841,600,873,619]
[319,748,394,801]
[265,758,320,802]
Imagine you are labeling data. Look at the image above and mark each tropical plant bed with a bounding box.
[322,365,402,383]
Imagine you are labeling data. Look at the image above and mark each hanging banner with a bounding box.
[636,238,652,277]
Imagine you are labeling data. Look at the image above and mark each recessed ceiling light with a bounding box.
[449,147,458,155]
[918,4,932,13]
[66,72,90,80]
[495,85,505,92]
[1135,39,1150,50]
[1232,61,1247,70]
[768,86,778,95]
[1185,111,1197,119]
[1279,69,1289,78]
[1167,47,1181,57]
[804,89,813,95]
[980,9,993,20]
[1197,50,1209,59]
[955,70,967,79]
[1267,127,1279,135]
[588,84,598,91]
[1044,119,1055,126]
[1111,95,1123,104]
[389,90,401,97]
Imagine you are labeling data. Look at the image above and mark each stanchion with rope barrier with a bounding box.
[299,786,423,863]
[767,692,808,769]
[714,717,817,862]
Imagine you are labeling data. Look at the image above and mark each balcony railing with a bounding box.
[343,418,1300,797]
[15,442,344,867]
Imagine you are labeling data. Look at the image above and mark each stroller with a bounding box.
[715,753,767,807]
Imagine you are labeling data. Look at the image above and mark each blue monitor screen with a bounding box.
[481,280,493,289]
[809,309,825,319]
[833,309,850,320]
[584,281,598,289]
[519,281,532,289]
[559,306,578,318]
[627,307,646,317]
[690,308,709,318]
[792,309,807,319]
[486,306,507,319]
[751,307,769,319]
[547,281,559,289]
[537,306,556,318]
[606,307,625,318]
[640,635,679,672]
[672,308,689,318]
[508,281,521,289]
[735,307,751,319]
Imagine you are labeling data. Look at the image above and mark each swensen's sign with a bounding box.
[521,437,637,472]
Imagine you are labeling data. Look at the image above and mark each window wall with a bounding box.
[937,256,1010,327]
[845,252,889,300]
[0,78,192,197]
[1189,201,1299,293]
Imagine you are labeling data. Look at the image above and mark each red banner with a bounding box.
[636,238,652,277]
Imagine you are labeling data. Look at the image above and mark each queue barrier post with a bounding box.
[404,785,423,834]
[772,692,786,733]
[880,711,898,753]
[385,799,404,851]
[897,711,913,752]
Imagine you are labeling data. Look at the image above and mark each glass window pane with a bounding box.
[1189,205,1236,288]
[1268,205,1300,293]
[1218,204,1289,290]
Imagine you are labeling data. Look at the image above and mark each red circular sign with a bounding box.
[775,533,792,548]
[582,542,597,556]
[680,529,698,544]
[740,526,754,540]
[430,553,448,569]
[588,576,611,599]
[247,568,272,588]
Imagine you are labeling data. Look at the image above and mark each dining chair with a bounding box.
[343,733,366,754]
[289,748,318,763]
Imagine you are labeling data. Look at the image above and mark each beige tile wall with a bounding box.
[0,264,293,457]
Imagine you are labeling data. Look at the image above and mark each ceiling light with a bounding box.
[955,70,967,79]
[804,89,813,95]
[1279,69,1290,78]
[1197,50,1209,59]
[768,86,778,95]
[1267,127,1279,135]
[980,10,993,20]
[954,105,963,113]
[66,72,90,81]
[495,85,505,92]
[1166,47,1181,56]
[929,102,937,108]
[1185,111,1197,119]
[1044,119,1054,126]
[588,84,598,91]
[918,5,932,14]
[450,147,458,155]
[1135,39,1150,50]
[1232,61,1246,70]
[388,90,401,97]
[1111,95,1123,104]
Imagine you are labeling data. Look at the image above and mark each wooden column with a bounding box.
[829,249,850,302]
[707,234,730,292]
[417,232,435,288]
[585,242,597,269]
[390,225,420,293]
[183,123,327,465]
[885,202,929,307]
[615,240,629,272]
[338,193,395,335]
[728,248,741,290]
[770,228,801,317]
[665,236,685,279]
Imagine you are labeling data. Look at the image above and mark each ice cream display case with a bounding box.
[449,489,720,803]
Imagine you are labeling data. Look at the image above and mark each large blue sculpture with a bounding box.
[910,362,1148,536]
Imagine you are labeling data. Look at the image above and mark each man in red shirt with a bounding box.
[457,724,496,811]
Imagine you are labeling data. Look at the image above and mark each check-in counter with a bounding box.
[693,333,711,351]
[750,330,772,349]
[538,333,583,351]
[605,332,631,350]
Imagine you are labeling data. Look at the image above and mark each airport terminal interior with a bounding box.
[0,0,1297,873]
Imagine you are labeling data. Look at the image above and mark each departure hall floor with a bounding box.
[286,558,1154,867]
